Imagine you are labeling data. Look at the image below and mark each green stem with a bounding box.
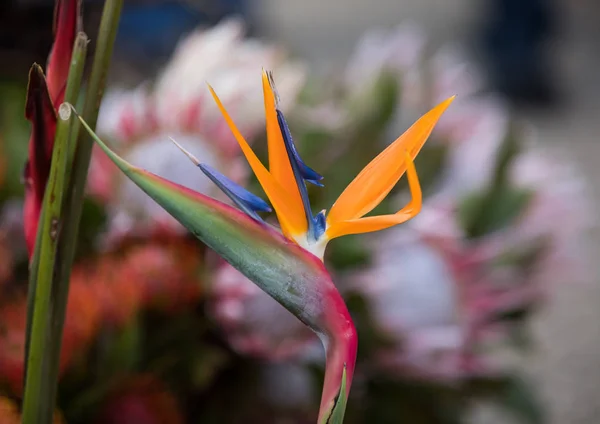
[49,0,124,417]
[22,33,88,424]
[54,0,123,277]
[46,32,89,416]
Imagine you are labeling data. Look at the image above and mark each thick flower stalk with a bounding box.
[76,71,453,423]
[22,0,80,258]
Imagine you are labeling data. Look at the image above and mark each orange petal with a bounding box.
[208,84,307,237]
[327,96,454,225]
[262,71,303,204]
[326,151,422,239]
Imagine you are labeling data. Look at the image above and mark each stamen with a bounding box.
[313,210,327,240]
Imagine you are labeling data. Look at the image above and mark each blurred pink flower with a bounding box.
[115,232,203,313]
[208,263,318,360]
[414,129,593,287]
[358,130,592,380]
[92,18,306,239]
[357,231,534,382]
[0,300,29,395]
[0,295,78,396]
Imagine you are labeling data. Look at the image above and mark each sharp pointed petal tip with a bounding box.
[168,137,201,166]
[198,162,272,220]
[28,64,45,82]
[443,95,456,105]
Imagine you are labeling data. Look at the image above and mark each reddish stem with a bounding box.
[317,287,357,423]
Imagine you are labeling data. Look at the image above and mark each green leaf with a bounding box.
[23,32,88,424]
[459,187,533,239]
[75,198,108,259]
[102,319,142,374]
[327,234,371,270]
[347,72,399,136]
[496,375,545,424]
[0,83,29,199]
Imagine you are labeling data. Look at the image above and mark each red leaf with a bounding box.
[23,65,57,258]
[47,0,81,106]
[23,0,80,258]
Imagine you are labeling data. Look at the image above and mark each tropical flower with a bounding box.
[22,0,79,258]
[92,18,306,239]
[185,72,452,259]
[79,69,453,422]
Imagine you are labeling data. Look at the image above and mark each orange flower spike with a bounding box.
[262,71,301,202]
[327,96,455,226]
[207,84,308,237]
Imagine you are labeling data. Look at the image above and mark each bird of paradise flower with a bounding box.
[73,70,453,423]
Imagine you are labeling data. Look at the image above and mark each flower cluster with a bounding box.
[0,231,203,396]
[0,4,592,423]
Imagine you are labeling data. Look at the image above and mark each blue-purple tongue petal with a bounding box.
[198,163,271,222]
[276,109,324,186]
[276,108,326,241]
[313,211,327,240]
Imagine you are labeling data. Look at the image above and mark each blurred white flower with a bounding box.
[355,45,592,377]
[365,136,594,380]
[357,231,509,381]
[208,263,318,361]
[155,18,306,131]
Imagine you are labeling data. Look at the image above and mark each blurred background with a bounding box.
[0,0,599,423]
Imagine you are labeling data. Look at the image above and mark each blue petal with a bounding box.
[275,108,325,241]
[198,163,271,222]
[276,109,324,185]
[313,211,327,240]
